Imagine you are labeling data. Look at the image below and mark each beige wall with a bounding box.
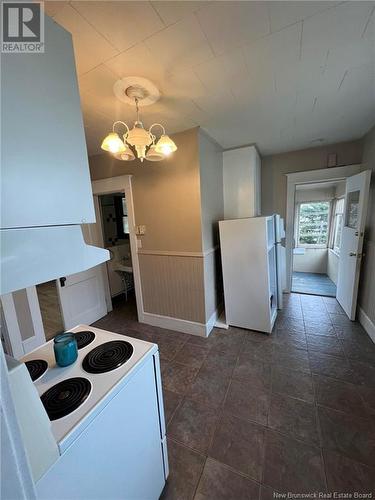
[90,127,203,253]
[261,139,363,218]
[89,127,224,327]
[358,124,375,326]
[198,131,224,321]
[198,131,224,252]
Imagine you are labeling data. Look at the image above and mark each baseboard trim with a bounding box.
[142,312,208,337]
[141,309,221,337]
[358,307,375,344]
[206,309,220,335]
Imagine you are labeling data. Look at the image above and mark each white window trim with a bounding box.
[295,199,332,249]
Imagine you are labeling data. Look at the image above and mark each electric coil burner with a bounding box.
[74,330,95,349]
[41,377,91,421]
[82,341,133,374]
[25,359,48,382]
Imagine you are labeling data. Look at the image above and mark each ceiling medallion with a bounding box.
[101,77,177,162]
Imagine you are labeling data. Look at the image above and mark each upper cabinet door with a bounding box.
[1,16,95,229]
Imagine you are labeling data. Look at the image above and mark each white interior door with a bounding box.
[1,287,46,358]
[56,224,108,330]
[336,170,371,320]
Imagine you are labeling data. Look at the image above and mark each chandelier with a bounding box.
[101,81,177,162]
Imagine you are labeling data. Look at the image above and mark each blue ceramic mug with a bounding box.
[54,333,78,367]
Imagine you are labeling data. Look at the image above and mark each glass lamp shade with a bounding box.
[145,144,164,162]
[114,146,135,161]
[126,125,153,148]
[154,135,177,156]
[101,132,126,154]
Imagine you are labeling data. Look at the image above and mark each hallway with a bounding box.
[93,293,375,499]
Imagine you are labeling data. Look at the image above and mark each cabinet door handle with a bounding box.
[349,252,357,257]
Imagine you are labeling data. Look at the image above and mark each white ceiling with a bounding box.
[44,1,375,156]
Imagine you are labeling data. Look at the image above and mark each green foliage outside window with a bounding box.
[298,201,330,245]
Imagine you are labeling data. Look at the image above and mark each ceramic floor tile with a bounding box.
[241,338,274,362]
[273,329,307,350]
[341,339,375,366]
[323,450,375,495]
[329,313,354,327]
[314,375,370,416]
[306,335,344,357]
[194,458,260,500]
[304,322,336,337]
[350,360,375,388]
[232,356,272,390]
[271,366,315,403]
[263,430,326,494]
[161,439,205,500]
[187,368,231,409]
[274,318,305,334]
[260,485,279,500]
[224,379,270,425]
[208,329,246,355]
[162,361,199,395]
[173,343,210,370]
[208,412,265,481]
[163,390,183,425]
[200,350,238,375]
[168,399,220,454]
[273,349,311,374]
[268,393,320,446]
[318,406,375,466]
[308,351,356,383]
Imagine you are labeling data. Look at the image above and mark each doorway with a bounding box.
[91,175,144,325]
[98,192,137,321]
[291,180,345,297]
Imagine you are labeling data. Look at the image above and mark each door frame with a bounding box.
[285,164,362,293]
[91,175,144,322]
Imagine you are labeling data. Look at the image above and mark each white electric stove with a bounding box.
[17,324,168,500]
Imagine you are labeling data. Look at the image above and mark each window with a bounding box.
[297,201,330,247]
[332,198,344,254]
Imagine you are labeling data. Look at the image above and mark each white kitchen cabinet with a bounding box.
[223,146,261,219]
[1,15,95,229]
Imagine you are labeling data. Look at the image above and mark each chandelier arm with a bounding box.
[112,121,129,135]
[148,123,166,137]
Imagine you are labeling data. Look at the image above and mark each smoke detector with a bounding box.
[113,77,160,107]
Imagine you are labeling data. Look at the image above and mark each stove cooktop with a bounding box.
[74,330,95,350]
[21,325,157,450]
[41,377,91,421]
[25,359,48,382]
[82,340,134,374]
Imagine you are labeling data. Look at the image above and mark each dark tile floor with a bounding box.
[292,272,337,297]
[93,293,375,499]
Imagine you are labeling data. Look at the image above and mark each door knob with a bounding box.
[349,252,364,258]
[349,252,357,257]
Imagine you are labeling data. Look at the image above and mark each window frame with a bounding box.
[295,199,332,249]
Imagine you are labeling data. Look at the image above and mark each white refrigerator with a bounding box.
[219,215,284,334]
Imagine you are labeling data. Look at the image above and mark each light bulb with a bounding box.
[160,144,173,156]
[101,132,126,154]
